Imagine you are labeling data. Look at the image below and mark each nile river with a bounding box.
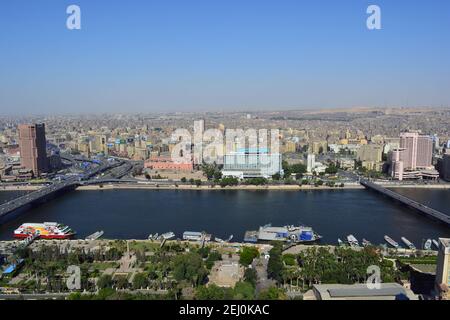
[0,188,449,246]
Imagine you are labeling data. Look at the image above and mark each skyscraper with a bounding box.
[19,123,48,176]
[390,131,435,180]
[398,131,433,170]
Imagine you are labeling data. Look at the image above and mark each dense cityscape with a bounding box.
[1,1,450,314]
[0,107,449,301]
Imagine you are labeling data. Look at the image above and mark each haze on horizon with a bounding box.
[1,0,450,115]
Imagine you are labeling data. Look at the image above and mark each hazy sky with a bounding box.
[1,0,450,114]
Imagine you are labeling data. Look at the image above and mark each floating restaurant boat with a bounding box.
[362,238,372,247]
[183,231,212,242]
[423,239,432,250]
[347,235,359,247]
[432,239,439,249]
[384,235,400,248]
[85,230,104,240]
[14,222,76,240]
[401,237,416,250]
[243,224,321,244]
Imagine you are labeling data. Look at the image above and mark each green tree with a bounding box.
[244,268,257,287]
[239,247,259,266]
[233,281,255,300]
[96,275,113,289]
[195,284,233,300]
[173,253,208,287]
[115,276,129,289]
[132,273,149,289]
[257,287,285,300]
[325,164,338,175]
[267,243,284,282]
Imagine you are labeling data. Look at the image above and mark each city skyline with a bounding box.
[1,0,450,114]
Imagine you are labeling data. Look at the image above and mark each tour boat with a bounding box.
[244,224,321,244]
[14,222,76,240]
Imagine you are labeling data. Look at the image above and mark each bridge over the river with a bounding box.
[360,179,450,226]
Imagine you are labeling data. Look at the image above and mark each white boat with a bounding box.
[432,239,439,249]
[338,238,344,246]
[251,224,321,243]
[347,234,359,247]
[183,231,211,242]
[384,235,400,248]
[85,230,104,240]
[424,239,432,250]
[401,237,416,250]
[362,239,372,247]
[159,232,175,240]
[215,237,224,243]
[225,235,233,242]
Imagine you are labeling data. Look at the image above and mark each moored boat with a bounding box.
[183,231,211,242]
[424,239,432,250]
[384,235,400,248]
[159,232,175,240]
[338,238,344,246]
[401,237,416,250]
[362,238,372,247]
[86,230,104,240]
[432,239,439,249]
[243,224,321,244]
[347,234,359,247]
[14,222,76,240]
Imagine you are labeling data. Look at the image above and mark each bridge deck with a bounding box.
[360,179,450,226]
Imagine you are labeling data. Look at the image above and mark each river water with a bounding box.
[0,188,449,246]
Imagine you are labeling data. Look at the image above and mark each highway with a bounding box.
[0,158,133,224]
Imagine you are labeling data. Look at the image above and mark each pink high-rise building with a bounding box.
[19,123,48,176]
[390,131,434,180]
[398,132,432,170]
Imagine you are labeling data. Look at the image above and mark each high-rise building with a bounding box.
[398,132,433,170]
[18,123,48,176]
[390,132,436,180]
[435,238,450,300]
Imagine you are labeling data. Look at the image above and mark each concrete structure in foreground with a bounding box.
[435,238,450,300]
[18,123,48,176]
[305,283,418,300]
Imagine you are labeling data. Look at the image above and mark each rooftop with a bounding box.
[312,283,418,300]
